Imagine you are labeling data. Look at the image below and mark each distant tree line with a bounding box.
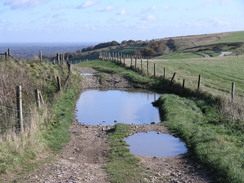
[135,39,176,56]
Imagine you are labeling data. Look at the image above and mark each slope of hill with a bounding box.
[67,31,244,61]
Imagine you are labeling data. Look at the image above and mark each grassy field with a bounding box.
[155,52,202,59]
[123,56,244,99]
[214,31,244,43]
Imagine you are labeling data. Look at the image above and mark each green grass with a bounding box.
[155,52,202,59]
[154,94,244,183]
[43,83,81,152]
[105,123,151,183]
[150,56,244,98]
[215,31,244,43]
[0,61,81,181]
[77,60,157,89]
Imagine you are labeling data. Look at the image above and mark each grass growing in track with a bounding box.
[77,60,156,89]
[154,94,244,183]
[105,123,151,183]
[43,84,81,152]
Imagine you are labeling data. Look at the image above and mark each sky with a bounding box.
[0,0,243,43]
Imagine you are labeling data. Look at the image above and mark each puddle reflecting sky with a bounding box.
[125,131,187,157]
[76,89,161,125]
[80,73,94,76]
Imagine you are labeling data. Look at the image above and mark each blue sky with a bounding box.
[0,0,243,43]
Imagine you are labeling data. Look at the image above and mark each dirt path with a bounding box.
[19,124,110,183]
[6,67,213,183]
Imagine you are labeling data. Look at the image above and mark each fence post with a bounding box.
[8,48,10,56]
[35,89,40,108]
[182,79,185,89]
[231,82,235,103]
[170,72,176,84]
[4,52,8,61]
[135,58,137,68]
[16,86,24,133]
[197,75,201,91]
[154,63,156,77]
[56,53,60,64]
[57,76,62,92]
[147,60,149,75]
[163,68,166,78]
[39,50,42,62]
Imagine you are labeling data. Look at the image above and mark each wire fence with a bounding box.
[99,52,244,103]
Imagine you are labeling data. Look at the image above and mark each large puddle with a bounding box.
[76,89,161,125]
[125,131,187,157]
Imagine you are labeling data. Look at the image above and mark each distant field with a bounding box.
[214,31,244,43]
[155,52,202,59]
[124,56,244,100]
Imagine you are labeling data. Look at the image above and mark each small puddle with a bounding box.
[76,89,160,125]
[125,131,187,157]
[80,73,94,76]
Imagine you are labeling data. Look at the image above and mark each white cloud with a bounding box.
[212,18,230,26]
[144,6,158,11]
[141,14,156,21]
[4,0,49,9]
[77,1,96,9]
[0,19,8,23]
[117,9,126,15]
[52,4,72,10]
[96,6,116,12]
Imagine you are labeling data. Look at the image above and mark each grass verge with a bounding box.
[0,61,81,181]
[154,94,244,183]
[105,123,151,183]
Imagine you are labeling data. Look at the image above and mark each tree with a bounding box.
[166,39,176,51]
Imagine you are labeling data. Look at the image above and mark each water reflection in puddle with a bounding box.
[76,90,160,125]
[125,131,187,157]
[80,73,94,76]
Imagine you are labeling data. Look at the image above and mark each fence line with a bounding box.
[99,52,243,102]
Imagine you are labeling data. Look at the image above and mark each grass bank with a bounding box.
[105,123,152,183]
[154,94,243,183]
[0,60,81,181]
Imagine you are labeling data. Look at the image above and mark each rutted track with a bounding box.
[6,67,213,183]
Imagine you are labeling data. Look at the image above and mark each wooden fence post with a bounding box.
[147,60,149,75]
[197,75,201,91]
[231,82,235,102]
[170,72,176,84]
[16,86,24,133]
[7,48,10,56]
[39,50,42,62]
[35,89,40,108]
[4,52,8,61]
[154,63,156,77]
[182,79,185,88]
[130,56,133,67]
[57,76,62,92]
[56,53,60,64]
[135,58,137,68]
[163,68,166,78]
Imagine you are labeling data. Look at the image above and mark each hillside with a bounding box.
[67,31,244,61]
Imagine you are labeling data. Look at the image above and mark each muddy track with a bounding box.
[6,67,213,183]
